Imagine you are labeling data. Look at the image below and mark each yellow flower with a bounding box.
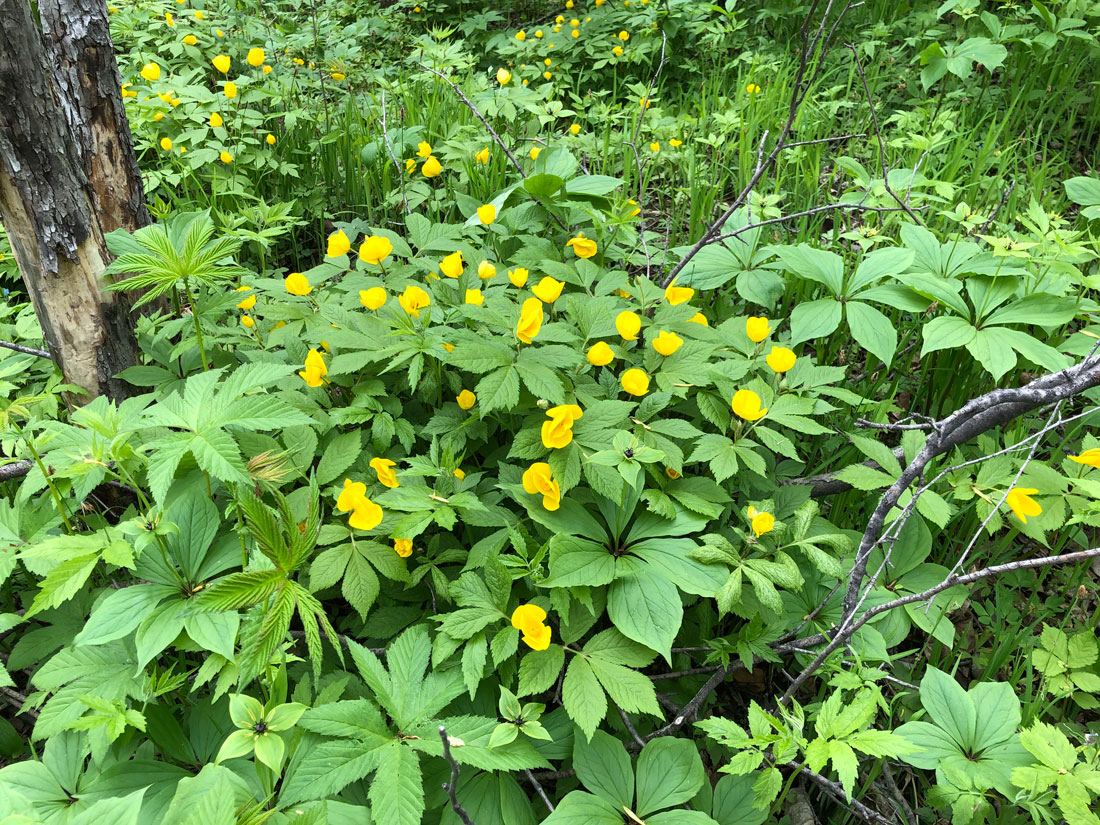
[263,65,273,74]
[223,82,237,99]
[212,54,231,73]
[670,138,683,147]
[665,466,681,479]
[210,112,224,127]
[664,280,694,305]
[587,341,614,366]
[216,29,223,37]
[194,10,203,18]
[509,268,529,287]
[541,404,583,449]
[293,57,303,65]
[298,348,327,387]
[1069,448,1100,468]
[360,287,386,310]
[370,457,400,489]
[543,71,552,80]
[626,200,641,217]
[689,312,709,326]
[478,260,496,280]
[327,230,352,258]
[475,147,490,164]
[266,133,276,144]
[393,538,413,557]
[121,83,136,98]
[652,331,683,356]
[440,251,464,278]
[465,288,484,306]
[457,390,476,410]
[453,468,466,480]
[335,479,383,531]
[417,141,432,158]
[511,603,552,650]
[570,18,579,26]
[620,368,649,396]
[650,141,660,152]
[766,346,796,373]
[442,343,455,353]
[477,204,497,225]
[165,12,175,25]
[516,297,543,344]
[241,315,254,328]
[522,463,560,511]
[616,311,641,341]
[422,155,442,177]
[532,276,564,303]
[219,150,233,163]
[330,72,345,81]
[399,285,431,317]
[237,293,256,310]
[141,62,161,82]
[285,272,312,295]
[571,29,579,38]
[247,48,265,67]
[613,46,623,56]
[516,30,527,40]
[639,95,651,109]
[530,146,542,160]
[159,137,173,151]
[496,67,512,85]
[405,157,416,173]
[747,82,761,95]
[748,506,775,537]
[570,123,581,135]
[732,389,767,421]
[746,316,770,343]
[566,233,597,258]
[1006,488,1041,523]
[359,235,393,265]
[535,29,544,38]
[618,30,629,40]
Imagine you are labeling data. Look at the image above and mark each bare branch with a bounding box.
[439,725,476,825]
[0,340,49,358]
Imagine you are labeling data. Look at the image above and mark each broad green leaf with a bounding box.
[561,657,606,741]
[540,791,622,825]
[607,566,682,662]
[573,729,633,810]
[789,298,842,345]
[517,646,565,697]
[845,301,897,366]
[368,743,423,825]
[635,737,706,817]
[920,316,976,357]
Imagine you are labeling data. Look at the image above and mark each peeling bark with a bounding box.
[0,0,139,401]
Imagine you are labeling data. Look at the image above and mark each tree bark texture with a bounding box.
[0,0,139,401]
[38,0,150,234]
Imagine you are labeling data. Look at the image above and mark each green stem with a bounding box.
[185,277,210,370]
[13,420,73,534]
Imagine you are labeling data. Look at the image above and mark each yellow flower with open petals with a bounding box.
[475,147,490,164]
[516,297,543,343]
[212,54,231,73]
[732,389,767,421]
[417,141,432,158]
[511,603,552,650]
[393,538,413,557]
[370,457,399,489]
[285,272,312,295]
[360,287,386,310]
[457,390,476,410]
[465,289,484,306]
[748,506,775,537]
[616,310,641,341]
[337,478,367,512]
[335,479,382,531]
[515,30,527,41]
[566,233,597,259]
[398,285,430,317]
[1069,448,1100,468]
[587,341,614,366]
[359,235,393,265]
[325,231,352,257]
[247,48,265,67]
[652,331,682,356]
[477,204,496,225]
[689,312,709,326]
[665,281,694,305]
[509,268,529,287]
[422,156,442,177]
[541,404,583,449]
[766,346,796,373]
[522,463,560,511]
[670,138,683,147]
[621,368,649,396]
[298,349,327,387]
[1005,488,1041,523]
[746,316,770,343]
[532,276,564,303]
[440,251,464,278]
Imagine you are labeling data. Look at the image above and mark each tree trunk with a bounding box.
[0,0,139,401]
[38,0,151,235]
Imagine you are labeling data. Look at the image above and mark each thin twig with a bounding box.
[0,340,49,358]
[439,725,475,825]
[524,769,555,813]
[616,703,647,748]
[980,179,1017,234]
[786,762,896,825]
[378,89,410,215]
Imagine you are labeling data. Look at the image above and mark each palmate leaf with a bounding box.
[369,742,424,825]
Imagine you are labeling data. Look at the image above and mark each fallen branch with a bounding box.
[439,725,475,825]
[787,761,897,825]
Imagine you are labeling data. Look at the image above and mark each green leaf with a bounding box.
[159,765,237,825]
[775,245,844,295]
[476,367,520,414]
[517,646,565,697]
[540,791,622,825]
[74,584,167,646]
[789,298,842,345]
[573,729,633,810]
[608,566,682,662]
[26,554,99,617]
[369,743,424,825]
[845,301,897,366]
[524,173,564,198]
[562,657,607,741]
[635,737,706,817]
[921,316,976,356]
[281,737,388,803]
[588,659,660,717]
[711,773,767,825]
[316,431,362,485]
